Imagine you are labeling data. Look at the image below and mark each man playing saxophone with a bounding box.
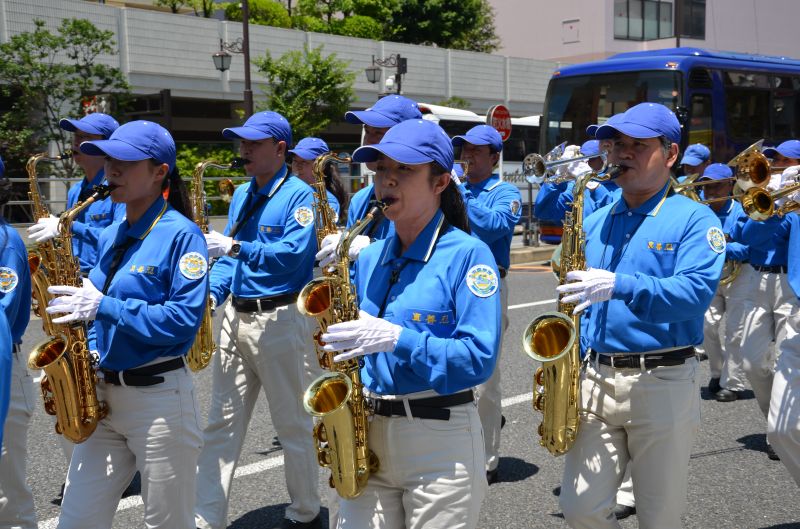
[554,103,724,529]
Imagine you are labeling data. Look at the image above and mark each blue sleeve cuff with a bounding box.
[96,295,122,324]
[393,327,419,360]
[612,272,636,303]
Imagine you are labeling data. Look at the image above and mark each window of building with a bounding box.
[614,0,673,41]
[678,0,705,40]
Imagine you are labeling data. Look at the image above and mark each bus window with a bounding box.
[772,75,800,139]
[505,124,539,162]
[724,71,770,141]
[688,93,712,146]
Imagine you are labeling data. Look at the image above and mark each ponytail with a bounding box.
[430,162,470,234]
[160,165,191,218]
[324,161,349,222]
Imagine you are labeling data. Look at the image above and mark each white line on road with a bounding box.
[37,393,534,528]
[508,298,556,310]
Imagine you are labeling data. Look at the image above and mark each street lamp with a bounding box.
[210,0,253,116]
[364,54,407,95]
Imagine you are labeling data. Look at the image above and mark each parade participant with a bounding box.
[290,136,349,221]
[46,120,207,529]
[679,143,711,179]
[697,163,750,402]
[555,103,724,529]
[0,156,36,528]
[197,111,322,529]
[451,124,520,484]
[741,192,800,484]
[321,118,500,529]
[27,113,125,272]
[763,140,800,171]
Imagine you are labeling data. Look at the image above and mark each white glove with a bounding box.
[316,232,371,268]
[27,215,60,243]
[553,145,581,179]
[46,278,104,324]
[779,166,800,205]
[209,295,218,315]
[556,268,616,314]
[321,310,403,362]
[205,230,233,258]
[450,168,462,186]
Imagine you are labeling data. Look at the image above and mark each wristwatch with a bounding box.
[228,241,241,258]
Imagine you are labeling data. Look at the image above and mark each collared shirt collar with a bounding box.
[85,168,106,189]
[466,173,500,193]
[380,209,446,265]
[610,180,671,217]
[116,196,168,244]
[248,164,289,197]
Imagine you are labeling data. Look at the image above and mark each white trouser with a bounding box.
[740,267,800,416]
[703,272,748,391]
[560,358,700,529]
[615,467,634,507]
[58,365,202,529]
[0,350,37,529]
[336,402,486,529]
[477,275,508,472]
[195,301,321,528]
[767,308,800,485]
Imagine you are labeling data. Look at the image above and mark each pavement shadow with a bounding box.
[493,456,539,484]
[757,525,800,529]
[229,504,329,529]
[737,432,771,455]
[700,387,756,401]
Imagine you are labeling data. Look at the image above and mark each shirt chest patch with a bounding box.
[646,241,676,251]
[89,212,110,221]
[259,224,284,236]
[466,264,498,298]
[405,309,455,326]
[294,206,314,227]
[179,252,207,280]
[128,264,159,275]
[0,267,19,293]
[706,227,727,254]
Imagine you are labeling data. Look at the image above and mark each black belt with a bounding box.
[369,390,474,421]
[100,357,185,387]
[232,292,299,313]
[499,268,508,279]
[752,264,788,274]
[589,346,696,370]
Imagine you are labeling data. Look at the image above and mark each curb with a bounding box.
[510,245,555,265]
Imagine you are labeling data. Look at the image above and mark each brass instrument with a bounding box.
[740,182,800,221]
[719,260,741,286]
[522,157,621,456]
[28,185,112,443]
[671,173,701,202]
[27,151,72,336]
[728,140,771,192]
[185,157,245,372]
[310,152,351,250]
[454,159,470,179]
[299,191,384,499]
[523,151,607,183]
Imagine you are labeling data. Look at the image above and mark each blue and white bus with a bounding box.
[541,47,800,161]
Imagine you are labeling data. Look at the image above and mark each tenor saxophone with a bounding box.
[522,163,621,456]
[185,157,246,372]
[28,185,113,443]
[298,153,382,498]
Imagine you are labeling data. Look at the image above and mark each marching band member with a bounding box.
[678,143,711,180]
[321,119,501,529]
[47,120,207,529]
[451,124,521,484]
[0,156,36,528]
[555,103,724,529]
[290,136,349,221]
[696,163,750,402]
[197,111,322,529]
[764,140,800,172]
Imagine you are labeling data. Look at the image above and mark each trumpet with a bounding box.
[740,182,800,221]
[523,151,608,183]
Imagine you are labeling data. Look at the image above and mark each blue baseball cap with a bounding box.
[344,95,422,128]
[59,113,119,139]
[698,163,733,181]
[680,143,711,166]
[79,120,176,172]
[580,140,601,157]
[763,139,800,160]
[352,119,453,171]
[586,114,623,137]
[289,137,329,161]
[595,103,681,144]
[223,111,292,145]
[452,124,504,153]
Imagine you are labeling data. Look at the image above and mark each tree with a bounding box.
[389,0,499,53]
[449,0,500,53]
[434,96,471,110]
[226,0,292,28]
[253,44,355,142]
[155,0,187,13]
[0,19,130,181]
[191,0,217,17]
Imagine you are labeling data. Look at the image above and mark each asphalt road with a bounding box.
[18,259,799,529]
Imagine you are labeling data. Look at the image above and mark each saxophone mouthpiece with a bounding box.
[605,165,625,179]
[90,183,118,200]
[230,157,249,169]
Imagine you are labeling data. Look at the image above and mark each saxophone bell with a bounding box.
[523,311,576,363]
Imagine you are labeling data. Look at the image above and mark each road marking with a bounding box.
[37,393,534,528]
[508,298,556,310]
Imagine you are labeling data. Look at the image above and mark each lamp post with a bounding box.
[364,54,407,95]
[211,0,253,116]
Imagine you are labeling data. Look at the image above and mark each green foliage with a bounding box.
[449,0,500,53]
[0,19,130,179]
[176,144,249,216]
[388,0,499,52]
[155,0,187,13]
[330,15,383,40]
[434,96,471,110]
[191,0,218,17]
[253,44,355,142]
[297,0,352,23]
[290,14,331,33]
[225,0,292,28]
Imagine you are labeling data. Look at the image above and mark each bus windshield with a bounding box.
[542,70,682,151]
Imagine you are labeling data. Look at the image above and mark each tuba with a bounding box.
[28,185,113,443]
[185,157,245,372]
[522,158,622,456]
[298,161,383,498]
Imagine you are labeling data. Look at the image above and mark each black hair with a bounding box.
[156,163,191,218]
[323,160,349,222]
[430,161,470,234]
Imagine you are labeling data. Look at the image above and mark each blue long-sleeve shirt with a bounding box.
[66,169,126,272]
[89,197,208,370]
[354,210,501,395]
[209,166,316,302]
[0,219,31,344]
[460,174,521,270]
[582,183,724,353]
[0,309,10,455]
[346,184,393,240]
[741,213,799,299]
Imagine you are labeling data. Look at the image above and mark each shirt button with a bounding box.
[627,211,632,217]
[625,233,631,239]
[391,296,396,301]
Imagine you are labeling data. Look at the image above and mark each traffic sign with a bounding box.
[487,104,512,142]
